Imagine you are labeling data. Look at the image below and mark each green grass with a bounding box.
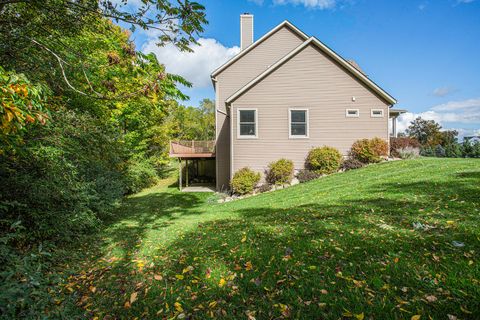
[58,158,480,319]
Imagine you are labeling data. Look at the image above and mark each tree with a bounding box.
[406,117,443,146]
[166,99,215,141]
[0,0,207,98]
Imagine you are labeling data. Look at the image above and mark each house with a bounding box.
[171,14,406,191]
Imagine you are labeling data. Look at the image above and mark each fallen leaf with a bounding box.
[425,295,437,303]
[182,266,194,273]
[130,292,138,304]
[154,274,163,281]
[174,302,183,312]
[355,313,364,320]
[245,261,253,271]
[219,278,226,287]
[175,274,184,280]
[411,315,421,320]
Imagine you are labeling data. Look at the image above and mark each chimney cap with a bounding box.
[242,12,253,15]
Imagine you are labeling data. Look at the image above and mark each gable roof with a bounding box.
[210,20,309,78]
[226,37,397,105]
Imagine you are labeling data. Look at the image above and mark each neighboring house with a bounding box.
[171,14,405,191]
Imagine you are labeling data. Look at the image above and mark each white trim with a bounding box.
[346,109,360,118]
[211,20,309,77]
[225,37,397,105]
[370,108,384,118]
[288,108,309,139]
[237,108,258,139]
[230,105,234,182]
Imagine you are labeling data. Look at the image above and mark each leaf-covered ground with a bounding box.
[57,158,479,319]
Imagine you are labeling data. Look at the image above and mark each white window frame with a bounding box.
[346,109,360,118]
[370,108,384,118]
[289,108,309,139]
[237,108,258,139]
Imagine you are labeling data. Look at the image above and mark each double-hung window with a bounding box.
[289,108,309,138]
[238,109,257,138]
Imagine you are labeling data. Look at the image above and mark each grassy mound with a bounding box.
[58,158,480,319]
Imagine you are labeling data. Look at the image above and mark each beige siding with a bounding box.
[215,26,305,189]
[231,44,390,177]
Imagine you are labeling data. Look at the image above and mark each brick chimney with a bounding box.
[240,13,254,50]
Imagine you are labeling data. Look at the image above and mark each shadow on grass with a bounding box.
[62,168,480,319]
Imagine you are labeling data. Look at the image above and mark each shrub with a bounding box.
[296,169,320,183]
[265,158,294,185]
[341,158,364,171]
[390,137,420,157]
[349,138,388,163]
[231,167,261,195]
[397,147,420,159]
[434,145,446,157]
[257,184,272,193]
[420,146,435,157]
[306,146,343,174]
[125,159,159,194]
[445,143,462,158]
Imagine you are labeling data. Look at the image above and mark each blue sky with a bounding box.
[128,0,480,137]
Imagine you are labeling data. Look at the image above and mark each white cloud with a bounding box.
[431,98,480,111]
[273,0,338,9]
[395,97,480,136]
[142,38,240,88]
[432,86,456,97]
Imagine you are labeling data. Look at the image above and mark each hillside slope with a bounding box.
[62,158,480,319]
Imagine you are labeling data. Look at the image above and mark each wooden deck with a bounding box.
[169,140,215,158]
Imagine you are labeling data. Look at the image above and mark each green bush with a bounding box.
[231,167,261,195]
[349,138,388,163]
[125,159,159,194]
[306,146,343,174]
[265,158,294,185]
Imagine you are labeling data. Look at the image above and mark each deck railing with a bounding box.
[169,140,216,157]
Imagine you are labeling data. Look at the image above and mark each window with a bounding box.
[289,108,309,138]
[237,109,257,138]
[346,109,359,118]
[371,109,384,118]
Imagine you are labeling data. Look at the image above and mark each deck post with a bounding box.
[186,159,189,187]
[178,158,182,191]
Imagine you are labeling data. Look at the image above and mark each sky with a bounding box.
[122,0,480,137]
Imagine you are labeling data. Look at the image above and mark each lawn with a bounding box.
[58,158,479,319]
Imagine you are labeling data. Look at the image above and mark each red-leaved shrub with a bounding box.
[350,138,388,163]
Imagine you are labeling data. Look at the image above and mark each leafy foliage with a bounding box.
[166,99,215,141]
[349,138,388,163]
[265,158,294,185]
[306,146,343,174]
[231,168,261,195]
[390,137,420,158]
[296,169,321,183]
[0,67,50,148]
[125,159,159,194]
[341,158,365,171]
[406,117,443,146]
